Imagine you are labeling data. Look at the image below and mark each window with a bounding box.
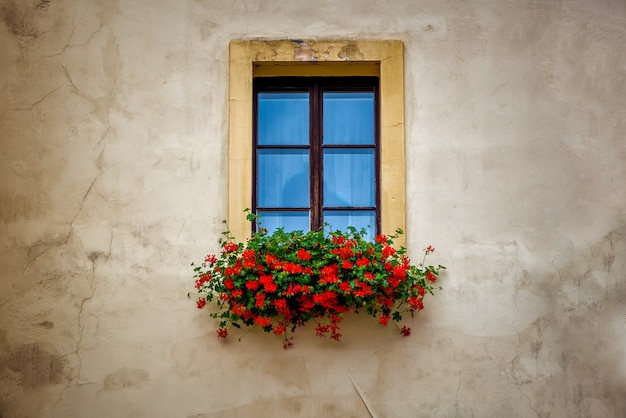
[228,40,406,246]
[253,77,380,238]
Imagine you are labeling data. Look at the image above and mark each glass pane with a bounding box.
[323,92,374,145]
[324,210,375,240]
[258,92,309,145]
[323,149,375,207]
[257,211,310,234]
[258,149,309,208]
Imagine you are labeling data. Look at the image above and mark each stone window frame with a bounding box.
[228,39,406,246]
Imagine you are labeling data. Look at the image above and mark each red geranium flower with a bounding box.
[191,210,445,348]
[297,249,312,260]
[378,315,391,326]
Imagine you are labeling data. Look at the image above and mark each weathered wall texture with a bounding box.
[1,0,624,417]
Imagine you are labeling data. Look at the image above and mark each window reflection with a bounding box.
[258,149,309,207]
[323,149,375,207]
[258,92,309,145]
[257,211,310,234]
[324,210,376,241]
[323,92,374,145]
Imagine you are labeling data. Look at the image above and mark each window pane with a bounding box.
[257,211,310,234]
[324,210,375,240]
[258,149,309,208]
[258,92,309,145]
[323,149,375,207]
[323,92,374,145]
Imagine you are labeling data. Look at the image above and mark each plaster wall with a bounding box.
[0,0,625,417]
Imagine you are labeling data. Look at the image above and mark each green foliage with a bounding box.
[192,210,445,348]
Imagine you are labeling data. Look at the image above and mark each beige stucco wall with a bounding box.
[1,0,625,417]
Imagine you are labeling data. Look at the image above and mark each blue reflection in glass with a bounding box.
[258,149,309,207]
[324,210,375,241]
[323,92,374,145]
[258,92,309,145]
[257,211,310,234]
[323,149,375,207]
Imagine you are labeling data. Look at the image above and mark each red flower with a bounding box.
[297,249,312,260]
[320,264,339,284]
[265,254,279,267]
[378,315,391,326]
[356,257,370,267]
[224,279,235,290]
[393,265,407,280]
[245,280,259,291]
[254,316,271,327]
[426,271,437,283]
[313,291,339,309]
[224,264,242,276]
[204,254,217,264]
[375,234,388,244]
[341,260,353,269]
[408,295,424,311]
[382,245,396,258]
[414,285,426,297]
[255,292,266,308]
[222,242,239,254]
[298,294,316,312]
[196,298,207,309]
[353,281,373,297]
[388,276,400,288]
[332,236,346,245]
[426,245,435,254]
[401,326,411,336]
[259,275,277,293]
[217,328,229,338]
[272,323,286,336]
[331,245,353,259]
[231,289,243,298]
[379,296,394,308]
[339,281,352,293]
[315,323,330,337]
[195,272,211,289]
[281,262,312,275]
[273,298,289,315]
[285,283,311,296]
[231,302,247,317]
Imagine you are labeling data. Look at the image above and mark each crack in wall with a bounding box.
[47,247,109,417]
[21,170,104,276]
[0,82,67,119]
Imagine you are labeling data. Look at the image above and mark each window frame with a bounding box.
[228,40,405,246]
[252,76,381,234]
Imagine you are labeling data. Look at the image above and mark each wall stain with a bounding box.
[0,0,49,40]
[338,42,364,61]
[5,343,67,388]
[103,367,150,390]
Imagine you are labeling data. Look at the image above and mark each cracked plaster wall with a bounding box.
[0,0,625,417]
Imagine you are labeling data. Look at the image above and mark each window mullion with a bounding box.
[310,82,322,231]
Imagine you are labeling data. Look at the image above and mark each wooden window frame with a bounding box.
[228,40,405,246]
[252,76,381,233]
